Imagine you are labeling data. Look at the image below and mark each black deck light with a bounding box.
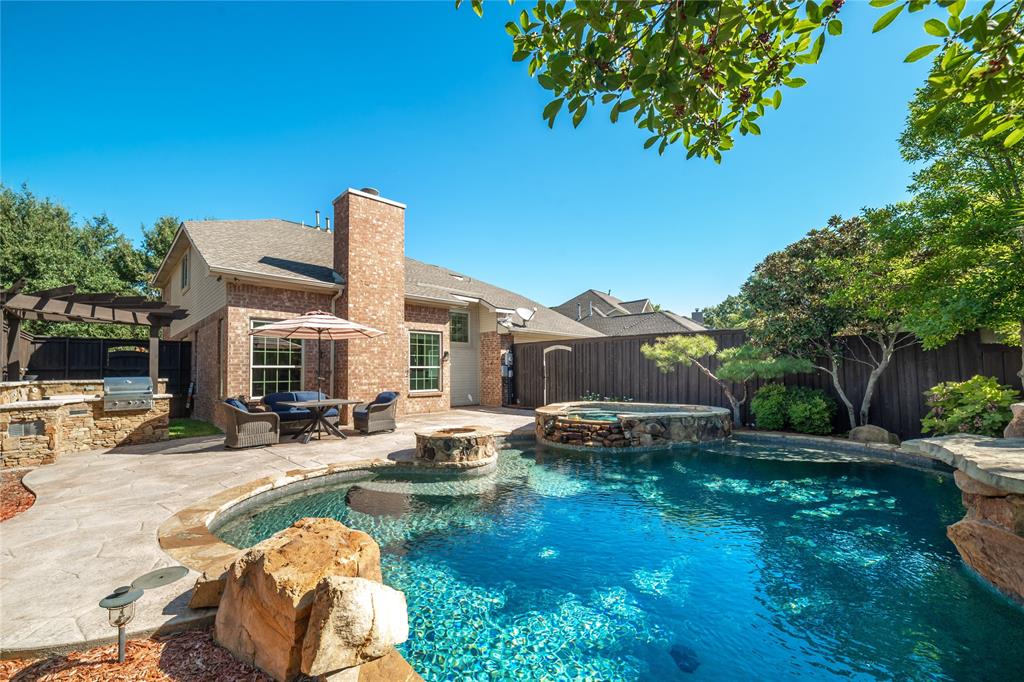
[99,586,143,662]
[99,565,189,663]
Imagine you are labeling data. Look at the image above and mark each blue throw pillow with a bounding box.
[225,398,248,412]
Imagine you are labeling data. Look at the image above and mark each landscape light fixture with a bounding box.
[99,586,143,663]
[99,565,189,664]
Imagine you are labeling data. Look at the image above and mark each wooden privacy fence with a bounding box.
[511,330,1023,439]
[24,336,192,417]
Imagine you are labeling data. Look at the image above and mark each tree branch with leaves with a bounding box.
[641,334,811,423]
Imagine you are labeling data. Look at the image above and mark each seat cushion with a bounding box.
[224,398,248,412]
[372,391,399,406]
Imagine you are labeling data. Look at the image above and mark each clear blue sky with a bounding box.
[2,1,937,315]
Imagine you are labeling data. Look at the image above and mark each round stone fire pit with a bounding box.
[413,426,498,469]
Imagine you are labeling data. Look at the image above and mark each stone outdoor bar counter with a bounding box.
[0,379,171,467]
[413,426,498,468]
[536,401,732,451]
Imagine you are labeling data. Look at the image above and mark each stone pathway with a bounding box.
[0,408,534,656]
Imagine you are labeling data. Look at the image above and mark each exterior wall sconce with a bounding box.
[443,350,450,362]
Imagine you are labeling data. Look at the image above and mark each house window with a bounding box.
[409,331,441,392]
[449,311,469,343]
[250,320,303,398]
[180,251,190,291]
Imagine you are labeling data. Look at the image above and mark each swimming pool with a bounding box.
[214,443,1024,680]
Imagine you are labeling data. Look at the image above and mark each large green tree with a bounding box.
[700,292,754,329]
[0,185,175,338]
[461,0,1024,158]
[743,216,914,429]
[869,83,1024,381]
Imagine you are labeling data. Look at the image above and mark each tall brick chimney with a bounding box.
[333,188,407,409]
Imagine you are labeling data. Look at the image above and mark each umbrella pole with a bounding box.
[317,331,322,440]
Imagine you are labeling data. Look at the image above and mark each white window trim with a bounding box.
[180,251,191,293]
[409,330,442,393]
[449,310,470,344]
[249,319,304,399]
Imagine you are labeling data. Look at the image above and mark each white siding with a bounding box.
[450,305,480,406]
[167,246,227,337]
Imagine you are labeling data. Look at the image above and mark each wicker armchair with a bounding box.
[222,399,280,448]
[353,391,399,434]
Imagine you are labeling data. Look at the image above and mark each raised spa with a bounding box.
[535,401,731,450]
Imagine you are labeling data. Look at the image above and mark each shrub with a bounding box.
[921,376,1019,437]
[750,383,789,430]
[787,390,837,435]
[751,384,837,434]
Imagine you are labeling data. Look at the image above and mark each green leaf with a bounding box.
[923,18,949,36]
[827,19,843,36]
[644,135,659,149]
[981,119,1015,140]
[618,98,640,111]
[806,0,821,23]
[504,21,520,37]
[572,102,587,128]
[948,0,966,17]
[610,102,620,123]
[784,77,807,88]
[1004,127,1024,147]
[873,4,905,33]
[904,44,940,62]
[869,0,898,6]
[809,34,824,63]
[542,98,564,125]
[772,89,783,109]
[471,0,483,17]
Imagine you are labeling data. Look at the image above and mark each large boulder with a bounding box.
[848,424,900,446]
[947,519,1024,605]
[1004,403,1024,439]
[301,576,410,677]
[214,517,382,682]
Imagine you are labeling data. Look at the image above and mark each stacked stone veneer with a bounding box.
[0,380,170,467]
[414,426,498,468]
[536,402,732,450]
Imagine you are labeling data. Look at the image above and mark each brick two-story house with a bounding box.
[152,187,599,426]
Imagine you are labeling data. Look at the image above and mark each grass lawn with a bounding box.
[169,418,222,440]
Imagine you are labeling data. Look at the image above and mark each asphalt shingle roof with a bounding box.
[178,219,600,339]
[577,310,706,336]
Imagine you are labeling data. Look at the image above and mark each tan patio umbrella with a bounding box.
[247,310,385,400]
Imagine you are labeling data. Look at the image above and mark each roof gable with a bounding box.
[166,218,600,338]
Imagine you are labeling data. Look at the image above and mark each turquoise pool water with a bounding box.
[215,443,1024,680]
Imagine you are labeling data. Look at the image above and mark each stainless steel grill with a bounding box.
[103,377,154,412]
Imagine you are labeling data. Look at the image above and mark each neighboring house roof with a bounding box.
[551,289,631,319]
[619,298,653,314]
[578,310,707,336]
[157,219,600,339]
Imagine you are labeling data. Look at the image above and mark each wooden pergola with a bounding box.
[1,281,188,385]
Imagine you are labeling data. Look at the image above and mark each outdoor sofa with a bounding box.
[353,391,399,434]
[261,391,340,434]
[222,398,280,448]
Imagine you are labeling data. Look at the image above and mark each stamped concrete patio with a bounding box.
[0,407,534,658]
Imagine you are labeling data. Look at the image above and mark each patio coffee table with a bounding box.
[279,398,361,444]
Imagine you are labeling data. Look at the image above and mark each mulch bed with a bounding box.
[0,470,36,522]
[0,629,277,681]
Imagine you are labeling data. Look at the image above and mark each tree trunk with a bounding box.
[858,335,897,427]
[721,385,742,426]
[1019,321,1024,385]
[818,353,856,430]
[693,359,742,425]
